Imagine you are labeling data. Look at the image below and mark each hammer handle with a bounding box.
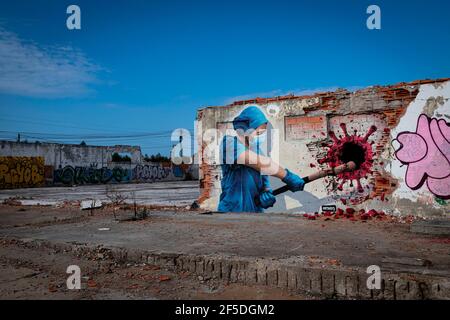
[273,177,309,195]
[272,161,356,196]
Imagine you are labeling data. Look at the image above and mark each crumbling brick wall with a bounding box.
[196,78,450,216]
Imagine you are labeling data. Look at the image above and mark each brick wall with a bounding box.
[196,78,450,216]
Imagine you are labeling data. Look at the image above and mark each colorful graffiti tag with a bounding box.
[394,114,450,199]
[54,166,131,185]
[0,156,45,189]
[53,164,178,185]
[0,157,191,187]
[132,164,172,182]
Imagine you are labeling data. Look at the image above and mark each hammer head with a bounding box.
[346,161,357,171]
[332,161,357,175]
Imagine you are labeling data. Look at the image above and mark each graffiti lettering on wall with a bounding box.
[54,166,131,185]
[133,164,172,182]
[0,156,45,189]
[394,114,450,199]
[54,164,185,185]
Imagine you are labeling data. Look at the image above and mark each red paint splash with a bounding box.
[318,123,377,193]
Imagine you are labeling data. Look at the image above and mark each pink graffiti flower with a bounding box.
[395,114,450,199]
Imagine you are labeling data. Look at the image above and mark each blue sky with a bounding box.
[0,0,449,156]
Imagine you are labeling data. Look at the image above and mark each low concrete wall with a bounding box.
[9,237,448,300]
[0,142,198,188]
[0,141,142,167]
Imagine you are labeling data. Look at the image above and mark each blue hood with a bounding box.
[232,106,268,132]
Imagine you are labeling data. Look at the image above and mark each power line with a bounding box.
[0,129,194,140]
[0,117,121,133]
[0,115,186,135]
[0,124,196,156]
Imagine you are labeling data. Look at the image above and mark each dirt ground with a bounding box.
[0,203,448,300]
[0,204,316,300]
[0,237,312,300]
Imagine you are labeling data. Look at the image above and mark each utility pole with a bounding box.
[179,132,183,159]
[17,133,20,143]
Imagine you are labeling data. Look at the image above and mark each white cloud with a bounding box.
[0,27,102,98]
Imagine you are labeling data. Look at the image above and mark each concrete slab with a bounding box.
[81,200,103,210]
[0,206,88,228]
[1,209,449,299]
[411,219,450,236]
[0,211,448,273]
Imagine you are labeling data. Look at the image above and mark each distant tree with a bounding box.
[80,141,87,146]
[112,152,131,162]
[144,152,170,162]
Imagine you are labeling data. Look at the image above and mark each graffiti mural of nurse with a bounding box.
[218,106,306,213]
[394,114,450,199]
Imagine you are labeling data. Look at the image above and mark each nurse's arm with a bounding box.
[236,149,287,180]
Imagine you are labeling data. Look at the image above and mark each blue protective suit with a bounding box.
[218,106,271,213]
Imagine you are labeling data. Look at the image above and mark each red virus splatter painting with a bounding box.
[319,123,377,193]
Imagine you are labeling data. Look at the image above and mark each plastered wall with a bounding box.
[196,78,450,216]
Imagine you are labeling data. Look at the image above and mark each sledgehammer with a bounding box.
[272,161,357,196]
[260,161,357,201]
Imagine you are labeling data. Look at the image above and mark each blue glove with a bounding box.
[259,190,276,209]
[282,169,305,192]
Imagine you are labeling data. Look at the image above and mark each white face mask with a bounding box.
[249,132,267,151]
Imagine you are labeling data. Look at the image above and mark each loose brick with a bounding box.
[175,256,184,270]
[382,277,397,300]
[267,268,278,286]
[212,259,222,279]
[334,271,348,297]
[229,261,240,283]
[237,261,248,283]
[357,272,372,299]
[186,257,196,273]
[345,274,359,298]
[147,254,157,265]
[429,280,450,300]
[297,268,312,293]
[256,262,267,285]
[204,259,214,278]
[196,259,205,274]
[321,270,336,297]
[221,260,232,282]
[277,267,288,288]
[395,279,412,300]
[310,270,322,295]
[287,267,298,290]
[245,264,258,285]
